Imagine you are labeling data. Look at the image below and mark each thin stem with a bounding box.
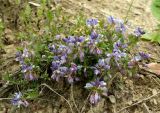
[80,92,91,113]
[0,98,12,100]
[124,0,135,23]
[41,83,74,113]
[71,84,80,113]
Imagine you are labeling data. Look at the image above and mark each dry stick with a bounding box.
[41,83,74,113]
[71,84,81,113]
[142,103,151,113]
[124,0,135,23]
[116,91,160,113]
[80,92,91,113]
[108,73,119,89]
[0,98,12,101]
[151,76,160,87]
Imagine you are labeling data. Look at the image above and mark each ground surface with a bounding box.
[0,0,160,113]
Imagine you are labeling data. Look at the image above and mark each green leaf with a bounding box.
[151,0,160,20]
[26,90,39,99]
[47,10,53,22]
[15,0,21,5]
[142,32,160,44]
[25,4,31,19]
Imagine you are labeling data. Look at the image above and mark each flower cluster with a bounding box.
[15,48,37,81]
[15,15,148,106]
[11,92,29,107]
[85,79,107,105]
[46,16,149,104]
[134,27,145,37]
[128,52,150,68]
[107,16,126,33]
[86,18,98,26]
[107,40,127,61]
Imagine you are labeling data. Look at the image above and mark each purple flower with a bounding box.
[84,68,87,77]
[95,48,102,55]
[134,55,142,61]
[51,66,68,82]
[51,71,61,81]
[98,59,105,67]
[94,69,100,75]
[51,61,61,71]
[53,56,60,60]
[70,63,78,73]
[59,66,68,75]
[11,92,29,107]
[90,31,98,40]
[62,37,69,43]
[89,92,101,105]
[139,52,150,59]
[86,18,98,26]
[113,40,122,49]
[24,73,37,81]
[21,65,33,73]
[11,92,21,105]
[115,23,126,33]
[79,50,84,62]
[75,77,80,81]
[60,54,67,64]
[107,16,115,24]
[55,35,61,39]
[109,41,127,61]
[131,52,150,63]
[112,50,127,61]
[22,48,30,58]
[85,79,106,89]
[128,61,137,68]
[67,76,74,84]
[107,16,123,25]
[48,44,56,53]
[134,27,145,37]
[77,36,85,42]
[96,59,110,70]
[15,51,24,64]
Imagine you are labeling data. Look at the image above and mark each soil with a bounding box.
[0,0,160,113]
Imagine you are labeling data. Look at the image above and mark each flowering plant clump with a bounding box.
[0,1,148,107]
[9,14,150,107]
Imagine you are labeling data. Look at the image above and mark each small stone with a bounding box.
[152,89,157,95]
[150,98,158,105]
[127,100,133,105]
[109,95,116,104]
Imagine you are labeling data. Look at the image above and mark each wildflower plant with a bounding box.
[2,1,149,108]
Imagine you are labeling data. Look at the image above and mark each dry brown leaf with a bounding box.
[146,63,160,75]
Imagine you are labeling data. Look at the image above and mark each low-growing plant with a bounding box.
[142,0,160,44]
[1,1,150,109]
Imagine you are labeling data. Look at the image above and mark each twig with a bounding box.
[124,0,135,23]
[142,103,151,113]
[80,92,91,113]
[116,92,160,113]
[151,76,160,87]
[139,68,160,77]
[71,84,80,113]
[0,98,12,101]
[40,83,74,113]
